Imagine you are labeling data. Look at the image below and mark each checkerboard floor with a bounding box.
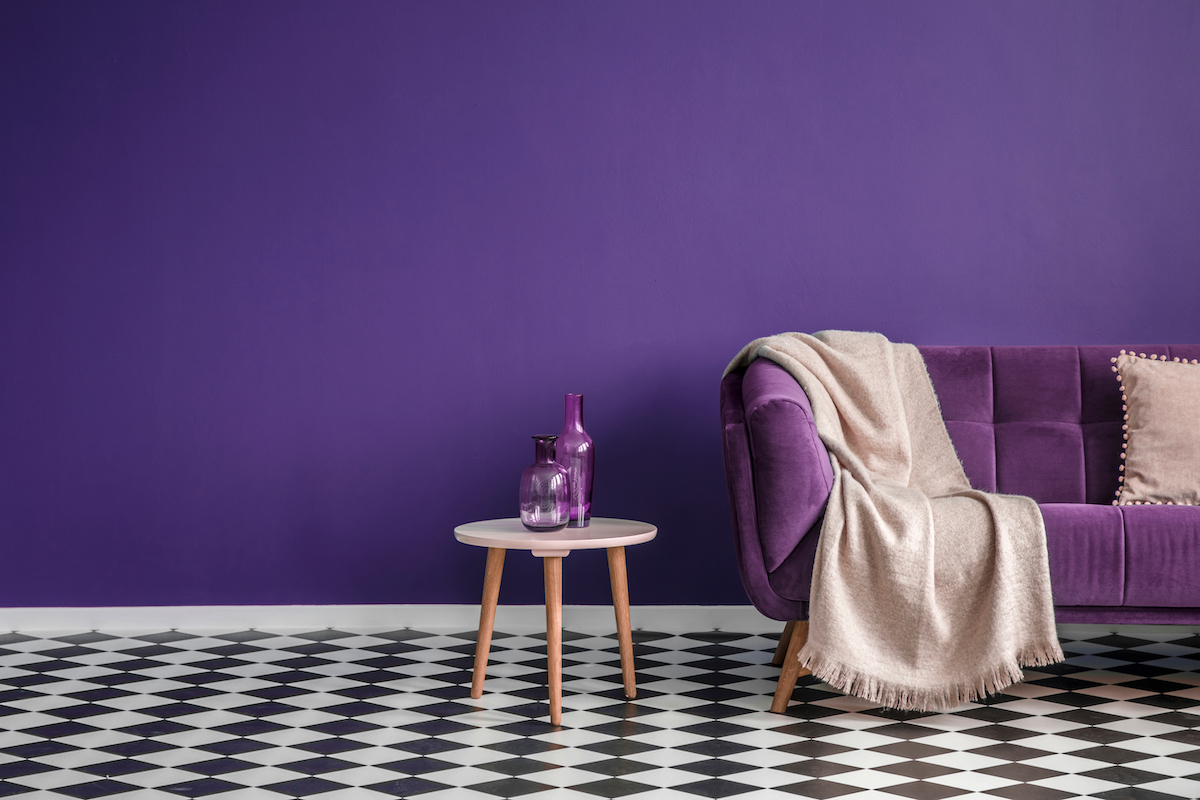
[0,626,1198,799]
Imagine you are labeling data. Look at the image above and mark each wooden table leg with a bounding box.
[607,546,636,699]
[470,547,506,699]
[543,555,563,726]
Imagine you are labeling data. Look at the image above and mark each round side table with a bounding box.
[453,517,657,726]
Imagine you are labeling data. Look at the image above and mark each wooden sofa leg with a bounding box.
[770,620,811,713]
[772,621,796,665]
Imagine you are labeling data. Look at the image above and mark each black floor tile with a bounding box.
[673,777,759,798]
[54,780,141,799]
[76,759,158,777]
[470,777,556,796]
[262,776,349,795]
[572,777,658,797]
[1092,789,1183,800]
[365,777,449,796]
[779,759,857,778]
[0,761,55,780]
[179,757,259,776]
[378,757,459,775]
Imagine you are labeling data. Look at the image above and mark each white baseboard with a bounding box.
[1,604,1196,637]
[0,604,786,635]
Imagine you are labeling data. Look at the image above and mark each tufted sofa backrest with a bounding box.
[731,344,1200,580]
[921,345,1200,505]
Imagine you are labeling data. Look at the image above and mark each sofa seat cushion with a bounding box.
[764,503,1200,610]
[1122,504,1200,606]
[767,504,1124,608]
[1046,503,1200,608]
[1040,503,1124,607]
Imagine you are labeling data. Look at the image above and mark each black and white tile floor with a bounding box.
[0,625,1198,799]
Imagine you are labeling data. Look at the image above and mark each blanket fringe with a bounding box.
[799,640,1065,712]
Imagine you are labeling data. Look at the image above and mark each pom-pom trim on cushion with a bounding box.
[1111,349,1200,506]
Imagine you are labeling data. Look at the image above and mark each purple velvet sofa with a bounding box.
[721,345,1200,707]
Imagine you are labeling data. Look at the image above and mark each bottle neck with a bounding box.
[563,394,584,431]
[534,436,557,463]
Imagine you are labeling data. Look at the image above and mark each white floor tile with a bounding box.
[926,769,1017,791]
[1140,777,1200,798]
[625,748,708,768]
[1129,755,1200,778]
[1031,772,1126,795]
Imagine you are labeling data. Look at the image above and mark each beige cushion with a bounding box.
[1113,351,1200,505]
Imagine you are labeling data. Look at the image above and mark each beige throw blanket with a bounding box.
[728,331,1063,711]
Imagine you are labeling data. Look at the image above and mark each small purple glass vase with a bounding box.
[520,435,569,532]
[556,394,594,528]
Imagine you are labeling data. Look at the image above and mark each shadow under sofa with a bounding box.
[720,345,1200,709]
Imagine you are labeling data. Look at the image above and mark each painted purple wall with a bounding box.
[2,2,1198,608]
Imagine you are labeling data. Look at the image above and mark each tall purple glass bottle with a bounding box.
[520,435,569,532]
[556,394,594,528]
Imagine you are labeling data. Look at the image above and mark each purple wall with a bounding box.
[2,1,1198,607]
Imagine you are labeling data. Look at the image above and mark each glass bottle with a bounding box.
[556,394,594,528]
[519,435,569,532]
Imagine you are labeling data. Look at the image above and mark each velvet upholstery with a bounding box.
[1123,506,1200,606]
[721,369,806,620]
[1039,504,1123,607]
[721,345,1200,624]
[741,358,833,573]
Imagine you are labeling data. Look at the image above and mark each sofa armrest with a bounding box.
[742,358,834,573]
[722,370,804,619]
